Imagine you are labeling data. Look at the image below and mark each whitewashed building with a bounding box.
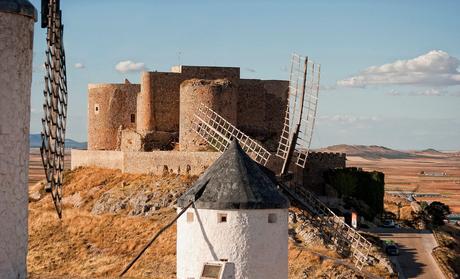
[177,141,290,279]
[0,1,36,278]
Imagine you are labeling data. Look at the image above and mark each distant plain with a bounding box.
[29,146,460,213]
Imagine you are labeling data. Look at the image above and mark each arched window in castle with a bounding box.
[130,114,135,123]
[94,104,100,115]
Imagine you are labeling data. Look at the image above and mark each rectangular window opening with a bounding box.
[130,113,135,123]
[218,213,227,223]
[268,213,277,223]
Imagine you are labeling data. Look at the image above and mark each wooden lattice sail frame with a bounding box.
[40,0,68,218]
[276,53,320,170]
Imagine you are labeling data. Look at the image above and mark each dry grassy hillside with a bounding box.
[28,167,389,278]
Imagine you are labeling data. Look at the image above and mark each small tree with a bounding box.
[424,201,450,226]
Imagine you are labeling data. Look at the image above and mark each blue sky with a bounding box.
[29,0,460,150]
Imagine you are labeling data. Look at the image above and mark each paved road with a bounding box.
[369,228,445,279]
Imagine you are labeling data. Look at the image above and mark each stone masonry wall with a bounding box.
[71,150,220,176]
[237,79,288,152]
[179,79,237,151]
[88,66,289,152]
[88,83,140,150]
[294,152,347,195]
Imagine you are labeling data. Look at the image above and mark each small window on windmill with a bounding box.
[218,213,227,223]
[268,213,277,223]
[201,263,222,279]
[130,114,135,123]
[94,104,100,114]
[187,212,194,223]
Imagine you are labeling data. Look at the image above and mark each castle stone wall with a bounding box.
[237,79,266,137]
[124,151,219,175]
[147,72,184,132]
[71,149,220,176]
[88,83,140,150]
[87,66,289,152]
[237,79,288,151]
[263,80,289,151]
[179,65,240,84]
[179,79,237,151]
[294,152,347,194]
[136,72,155,133]
[71,150,124,170]
[138,66,241,135]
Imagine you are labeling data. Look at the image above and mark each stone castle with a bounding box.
[73,65,346,195]
[88,65,288,152]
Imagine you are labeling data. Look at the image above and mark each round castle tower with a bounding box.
[179,78,237,151]
[87,82,140,150]
[177,141,289,279]
[0,1,36,277]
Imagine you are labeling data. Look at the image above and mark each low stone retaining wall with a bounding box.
[71,149,220,176]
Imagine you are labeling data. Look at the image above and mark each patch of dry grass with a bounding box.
[29,167,390,278]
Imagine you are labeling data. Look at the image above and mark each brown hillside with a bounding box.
[318,144,416,159]
[28,167,389,278]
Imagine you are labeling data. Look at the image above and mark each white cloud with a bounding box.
[318,114,379,124]
[244,67,256,73]
[409,88,445,96]
[320,84,337,91]
[115,60,147,73]
[338,50,460,88]
[74,63,85,69]
[385,89,402,96]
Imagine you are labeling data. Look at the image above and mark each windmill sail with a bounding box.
[192,103,272,166]
[277,53,321,169]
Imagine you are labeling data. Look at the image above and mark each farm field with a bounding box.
[347,153,460,213]
[29,148,71,187]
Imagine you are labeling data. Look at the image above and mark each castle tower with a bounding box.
[176,141,289,279]
[179,79,237,151]
[0,1,36,277]
[87,83,140,150]
[136,71,155,134]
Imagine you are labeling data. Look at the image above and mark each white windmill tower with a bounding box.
[176,140,290,279]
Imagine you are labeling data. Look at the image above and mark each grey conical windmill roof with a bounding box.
[177,140,289,209]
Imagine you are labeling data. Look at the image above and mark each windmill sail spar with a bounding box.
[277,53,321,168]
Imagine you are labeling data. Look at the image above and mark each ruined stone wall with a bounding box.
[294,152,347,195]
[71,150,220,176]
[237,79,288,151]
[88,83,140,150]
[179,79,237,151]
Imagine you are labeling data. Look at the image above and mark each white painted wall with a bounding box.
[177,208,288,279]
[0,10,35,279]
